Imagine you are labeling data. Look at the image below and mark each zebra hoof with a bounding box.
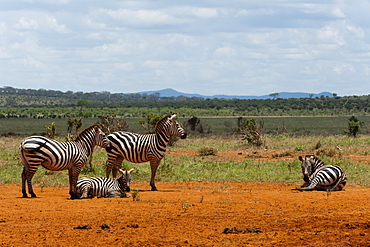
[69,194,80,200]
[291,188,303,191]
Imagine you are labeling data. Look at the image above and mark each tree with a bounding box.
[66,117,82,140]
[239,118,264,146]
[269,93,279,99]
[344,116,363,138]
[77,99,90,110]
[183,116,211,134]
[45,122,56,139]
[187,117,200,131]
[139,113,162,133]
[98,114,128,134]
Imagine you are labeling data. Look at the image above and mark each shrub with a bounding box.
[197,147,218,156]
[239,118,264,146]
[344,116,363,138]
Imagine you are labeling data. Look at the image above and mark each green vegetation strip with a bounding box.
[1,135,370,188]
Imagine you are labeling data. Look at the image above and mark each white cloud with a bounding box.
[102,8,185,27]
[188,7,219,18]
[0,0,370,96]
[14,17,38,30]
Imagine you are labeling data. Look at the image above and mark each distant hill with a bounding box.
[138,88,334,99]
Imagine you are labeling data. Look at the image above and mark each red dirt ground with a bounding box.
[1,150,370,246]
[1,181,370,246]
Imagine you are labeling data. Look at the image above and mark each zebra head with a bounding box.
[116,168,134,192]
[299,155,317,183]
[92,125,112,151]
[159,113,187,139]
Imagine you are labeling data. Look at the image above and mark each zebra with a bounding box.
[106,113,187,191]
[293,155,347,191]
[19,125,111,199]
[76,168,134,198]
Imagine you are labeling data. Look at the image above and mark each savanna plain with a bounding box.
[1,117,370,246]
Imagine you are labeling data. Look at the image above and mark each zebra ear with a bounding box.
[116,169,124,179]
[128,168,134,174]
[299,156,303,161]
[169,114,177,120]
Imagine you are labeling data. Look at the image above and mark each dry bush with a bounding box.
[272,150,292,158]
[315,147,342,158]
[197,147,218,156]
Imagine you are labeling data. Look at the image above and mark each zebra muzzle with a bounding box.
[105,144,113,152]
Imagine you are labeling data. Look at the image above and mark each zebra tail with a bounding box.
[329,173,347,192]
[19,149,28,166]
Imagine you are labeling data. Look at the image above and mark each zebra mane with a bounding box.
[307,155,325,169]
[154,114,174,132]
[75,125,101,141]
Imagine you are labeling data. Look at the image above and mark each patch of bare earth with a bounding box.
[1,149,370,246]
[1,180,370,246]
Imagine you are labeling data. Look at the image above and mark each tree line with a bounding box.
[0,86,370,118]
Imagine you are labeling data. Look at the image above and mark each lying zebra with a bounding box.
[293,155,347,191]
[76,168,134,198]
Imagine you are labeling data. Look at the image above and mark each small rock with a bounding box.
[127,224,139,228]
[101,223,110,230]
[74,225,91,230]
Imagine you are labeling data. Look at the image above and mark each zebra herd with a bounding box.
[19,114,186,199]
[18,113,347,199]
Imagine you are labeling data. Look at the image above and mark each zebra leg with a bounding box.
[111,156,124,178]
[149,160,161,191]
[106,159,113,178]
[106,155,122,178]
[25,167,38,198]
[68,168,80,199]
[294,180,319,191]
[293,186,315,191]
[20,149,36,198]
[292,182,310,190]
[120,193,130,198]
[21,167,29,198]
[81,187,90,199]
[108,191,122,198]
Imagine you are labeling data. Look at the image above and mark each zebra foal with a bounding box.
[76,169,134,198]
[19,125,111,199]
[106,113,187,191]
[293,155,347,191]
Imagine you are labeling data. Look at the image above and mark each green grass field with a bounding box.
[1,115,369,136]
[1,133,370,189]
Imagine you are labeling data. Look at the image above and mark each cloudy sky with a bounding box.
[0,0,369,96]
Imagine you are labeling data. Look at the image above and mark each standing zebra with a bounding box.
[20,125,111,199]
[76,168,134,198]
[293,155,347,191]
[106,113,187,191]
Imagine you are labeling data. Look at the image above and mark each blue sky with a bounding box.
[0,0,369,96]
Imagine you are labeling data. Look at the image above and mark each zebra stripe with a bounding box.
[20,125,111,199]
[294,155,347,191]
[76,169,133,198]
[106,113,187,191]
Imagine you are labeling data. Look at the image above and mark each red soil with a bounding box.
[1,181,370,246]
[1,149,370,246]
